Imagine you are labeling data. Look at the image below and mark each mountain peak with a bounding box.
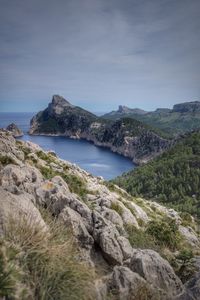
[118,105,131,113]
[48,95,73,115]
[118,105,147,115]
[51,95,72,106]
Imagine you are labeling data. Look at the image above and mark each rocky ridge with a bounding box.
[29,95,171,164]
[102,101,200,136]
[0,129,200,299]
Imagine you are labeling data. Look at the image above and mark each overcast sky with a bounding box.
[0,0,199,112]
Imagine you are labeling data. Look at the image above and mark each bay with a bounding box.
[0,112,134,179]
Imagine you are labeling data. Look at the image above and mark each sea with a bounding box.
[0,112,134,180]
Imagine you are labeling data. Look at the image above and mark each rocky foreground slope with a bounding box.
[29,95,171,164]
[0,130,200,299]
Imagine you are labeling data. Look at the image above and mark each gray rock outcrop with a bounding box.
[6,123,23,137]
[129,249,184,297]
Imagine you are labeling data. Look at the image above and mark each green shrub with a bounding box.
[61,173,88,198]
[175,249,196,283]
[110,202,123,216]
[146,217,181,250]
[0,240,22,298]
[3,213,95,300]
[125,224,159,251]
[36,150,55,164]
[39,164,88,199]
[180,212,193,227]
[0,155,16,166]
[39,166,57,179]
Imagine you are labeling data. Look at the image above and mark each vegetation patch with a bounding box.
[110,202,123,216]
[0,154,16,166]
[114,131,200,217]
[0,213,95,300]
[36,150,56,164]
[39,165,88,199]
[146,217,182,251]
[125,224,160,252]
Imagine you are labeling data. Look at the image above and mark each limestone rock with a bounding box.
[99,227,123,265]
[179,225,200,248]
[101,206,124,229]
[59,206,94,249]
[108,266,155,300]
[185,272,200,300]
[125,201,149,224]
[0,164,43,196]
[0,187,47,236]
[0,130,24,162]
[129,249,184,297]
[92,211,132,265]
[6,123,23,137]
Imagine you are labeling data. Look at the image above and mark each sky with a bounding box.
[0,0,199,112]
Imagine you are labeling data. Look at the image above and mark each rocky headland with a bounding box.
[29,95,172,165]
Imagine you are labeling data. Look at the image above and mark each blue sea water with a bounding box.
[0,112,134,179]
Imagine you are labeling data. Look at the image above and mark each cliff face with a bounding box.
[30,95,171,164]
[172,101,200,113]
[1,130,200,299]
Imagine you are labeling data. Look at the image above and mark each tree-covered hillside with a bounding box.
[114,131,200,217]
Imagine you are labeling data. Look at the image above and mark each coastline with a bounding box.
[28,131,166,166]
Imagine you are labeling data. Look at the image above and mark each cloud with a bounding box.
[0,0,199,112]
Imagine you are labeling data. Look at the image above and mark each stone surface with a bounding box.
[108,266,155,300]
[0,187,47,236]
[0,164,43,196]
[129,249,184,297]
[6,123,23,137]
[59,206,93,249]
[179,225,200,248]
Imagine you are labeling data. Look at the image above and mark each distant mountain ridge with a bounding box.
[30,95,171,164]
[102,101,200,135]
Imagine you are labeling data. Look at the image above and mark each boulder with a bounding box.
[59,206,94,249]
[0,164,43,196]
[129,249,184,297]
[125,201,149,224]
[92,211,132,265]
[0,130,24,162]
[6,123,23,137]
[99,226,124,265]
[0,187,47,236]
[108,266,156,300]
[179,225,200,248]
[36,176,93,231]
[101,206,124,229]
[110,200,139,228]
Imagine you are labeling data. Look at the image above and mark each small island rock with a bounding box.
[6,123,24,137]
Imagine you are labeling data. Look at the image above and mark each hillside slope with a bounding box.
[114,130,200,217]
[1,130,200,299]
[103,101,200,136]
[30,95,171,164]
